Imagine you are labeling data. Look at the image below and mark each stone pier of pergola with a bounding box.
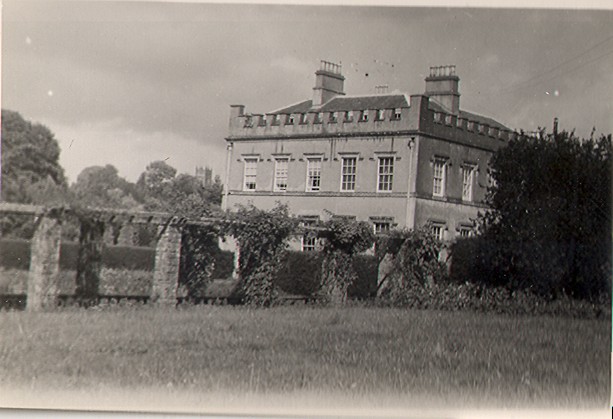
[0,202,220,311]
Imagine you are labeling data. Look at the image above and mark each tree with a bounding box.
[1,110,69,238]
[71,164,141,210]
[1,109,68,204]
[478,130,611,300]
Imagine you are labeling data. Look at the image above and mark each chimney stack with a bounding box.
[424,65,460,115]
[312,60,345,107]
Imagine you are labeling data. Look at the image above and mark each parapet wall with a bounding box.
[228,95,515,151]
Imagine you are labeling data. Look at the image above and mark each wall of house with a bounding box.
[224,134,415,226]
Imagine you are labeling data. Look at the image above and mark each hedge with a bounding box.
[274,251,378,299]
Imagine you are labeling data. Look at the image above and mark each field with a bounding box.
[0,305,610,415]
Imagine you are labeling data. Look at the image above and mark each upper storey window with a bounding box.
[375,109,385,121]
[340,157,357,192]
[243,158,258,191]
[432,158,448,197]
[329,111,338,123]
[392,108,402,120]
[306,157,322,192]
[462,165,476,202]
[273,158,289,192]
[285,114,295,125]
[359,110,369,122]
[344,111,353,123]
[377,157,394,192]
[299,113,308,124]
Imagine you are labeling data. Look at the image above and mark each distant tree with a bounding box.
[477,130,611,300]
[1,109,68,204]
[71,164,142,210]
[1,110,69,238]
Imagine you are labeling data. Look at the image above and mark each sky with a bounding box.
[3,1,613,184]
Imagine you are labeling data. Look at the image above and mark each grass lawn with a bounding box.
[0,305,609,414]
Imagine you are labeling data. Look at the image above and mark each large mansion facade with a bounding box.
[222,62,513,247]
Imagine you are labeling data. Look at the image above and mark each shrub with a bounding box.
[0,239,156,271]
[348,254,378,299]
[275,251,322,296]
[318,218,375,305]
[376,227,446,306]
[223,203,297,306]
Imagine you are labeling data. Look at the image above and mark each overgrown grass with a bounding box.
[0,305,609,412]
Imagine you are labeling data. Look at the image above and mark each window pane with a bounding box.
[243,158,257,190]
[462,167,474,201]
[341,157,357,191]
[306,158,322,192]
[274,159,288,191]
[433,160,446,196]
[377,157,394,191]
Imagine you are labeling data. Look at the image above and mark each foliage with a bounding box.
[179,224,223,298]
[478,130,611,301]
[317,218,374,305]
[0,110,69,238]
[275,251,322,296]
[70,164,142,210]
[1,109,67,202]
[348,254,379,299]
[0,239,156,271]
[223,204,297,306]
[375,227,446,306]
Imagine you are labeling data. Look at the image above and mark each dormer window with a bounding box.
[344,111,353,122]
[445,114,453,125]
[258,115,267,126]
[271,114,280,126]
[359,110,369,122]
[433,112,441,123]
[244,115,253,128]
[314,112,323,124]
[392,108,402,120]
[286,114,295,125]
[466,121,474,131]
[375,109,385,121]
[329,111,338,123]
[299,113,308,124]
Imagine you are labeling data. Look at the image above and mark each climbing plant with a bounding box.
[318,218,374,305]
[223,203,297,306]
[179,223,221,299]
[375,226,446,305]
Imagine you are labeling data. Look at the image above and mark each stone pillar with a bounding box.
[27,215,62,311]
[152,224,182,305]
[75,218,105,300]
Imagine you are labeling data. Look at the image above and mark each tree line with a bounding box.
[1,109,223,243]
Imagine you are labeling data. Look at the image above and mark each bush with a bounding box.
[275,251,322,296]
[348,254,378,299]
[0,239,30,270]
[0,239,155,271]
[318,218,375,305]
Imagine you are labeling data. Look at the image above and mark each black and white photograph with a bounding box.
[0,1,611,418]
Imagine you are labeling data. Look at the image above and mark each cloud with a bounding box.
[40,118,227,184]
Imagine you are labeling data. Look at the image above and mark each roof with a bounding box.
[269,93,508,130]
[428,101,509,130]
[271,94,409,114]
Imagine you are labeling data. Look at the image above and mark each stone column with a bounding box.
[152,224,182,305]
[27,215,62,311]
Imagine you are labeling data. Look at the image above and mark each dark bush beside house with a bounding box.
[274,250,378,300]
[275,250,322,297]
[349,254,378,299]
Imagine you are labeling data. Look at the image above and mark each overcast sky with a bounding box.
[3,1,613,183]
